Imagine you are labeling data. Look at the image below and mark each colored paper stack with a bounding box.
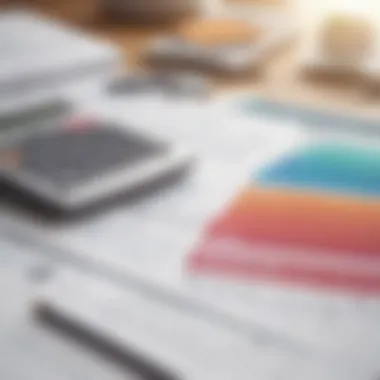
[188,142,380,294]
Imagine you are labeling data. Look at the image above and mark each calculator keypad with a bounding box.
[15,125,167,187]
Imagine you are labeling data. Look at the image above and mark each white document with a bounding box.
[3,93,380,379]
[33,268,354,380]
[0,235,138,380]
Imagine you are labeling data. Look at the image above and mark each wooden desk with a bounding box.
[24,0,380,119]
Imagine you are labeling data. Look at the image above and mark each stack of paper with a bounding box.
[0,9,121,105]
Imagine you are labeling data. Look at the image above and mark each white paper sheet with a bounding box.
[3,91,380,379]
[0,236,135,380]
[34,268,353,380]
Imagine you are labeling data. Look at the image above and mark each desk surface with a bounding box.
[26,0,380,121]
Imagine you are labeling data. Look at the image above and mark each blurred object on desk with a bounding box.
[3,119,193,215]
[178,18,261,46]
[297,2,377,89]
[0,9,121,105]
[22,0,380,117]
[320,15,373,62]
[145,10,295,77]
[107,71,210,99]
[96,0,200,24]
[96,0,287,24]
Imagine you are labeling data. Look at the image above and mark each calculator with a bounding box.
[2,109,193,213]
